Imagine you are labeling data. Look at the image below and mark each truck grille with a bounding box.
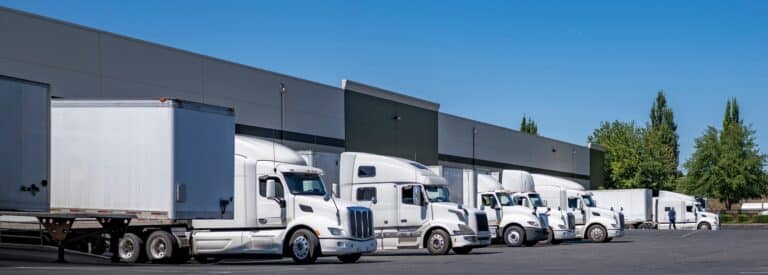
[475,213,489,232]
[618,213,625,229]
[567,213,576,230]
[348,207,373,239]
[538,214,549,229]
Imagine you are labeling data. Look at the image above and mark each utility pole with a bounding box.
[472,127,478,208]
[279,82,286,144]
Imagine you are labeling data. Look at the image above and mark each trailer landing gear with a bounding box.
[33,214,132,263]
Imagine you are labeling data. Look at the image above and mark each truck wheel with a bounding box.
[426,229,451,255]
[503,226,524,247]
[452,247,473,255]
[587,225,607,243]
[118,233,146,263]
[698,222,711,230]
[289,229,320,264]
[337,253,362,263]
[146,230,180,263]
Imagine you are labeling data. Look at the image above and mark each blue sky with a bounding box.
[2,1,767,169]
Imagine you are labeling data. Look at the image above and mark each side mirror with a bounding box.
[371,196,378,204]
[266,179,277,199]
[332,183,340,198]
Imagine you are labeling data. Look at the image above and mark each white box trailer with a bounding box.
[590,189,653,228]
[50,99,234,220]
[0,76,50,212]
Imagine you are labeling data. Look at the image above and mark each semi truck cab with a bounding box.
[190,136,376,264]
[654,191,719,230]
[339,152,491,255]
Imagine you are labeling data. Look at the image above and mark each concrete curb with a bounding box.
[721,224,768,230]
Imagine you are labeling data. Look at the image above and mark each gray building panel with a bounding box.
[344,80,438,165]
[0,7,345,148]
[439,112,591,186]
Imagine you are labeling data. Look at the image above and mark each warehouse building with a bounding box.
[0,7,603,188]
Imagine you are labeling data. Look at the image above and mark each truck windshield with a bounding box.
[496,193,515,206]
[283,173,326,196]
[582,195,596,207]
[425,185,451,202]
[528,194,545,208]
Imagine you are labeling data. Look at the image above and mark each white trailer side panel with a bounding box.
[51,100,234,219]
[591,189,652,224]
[0,77,50,212]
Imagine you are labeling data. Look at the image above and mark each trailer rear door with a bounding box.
[0,76,49,211]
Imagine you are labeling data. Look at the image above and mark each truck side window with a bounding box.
[481,194,497,208]
[356,187,377,201]
[258,179,284,198]
[686,205,693,212]
[513,196,524,206]
[358,166,376,177]
[567,198,579,209]
[402,185,420,205]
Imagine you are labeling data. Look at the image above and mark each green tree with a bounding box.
[520,115,538,135]
[588,121,645,189]
[643,90,680,191]
[682,98,768,210]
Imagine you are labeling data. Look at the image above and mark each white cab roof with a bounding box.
[235,135,307,165]
[501,170,535,193]
[341,152,447,185]
[531,173,585,191]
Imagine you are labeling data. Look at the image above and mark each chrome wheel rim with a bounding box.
[293,235,310,260]
[119,239,135,259]
[150,239,168,259]
[430,233,445,250]
[507,230,521,245]
[590,227,605,241]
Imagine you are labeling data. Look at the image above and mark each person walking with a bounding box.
[668,207,677,230]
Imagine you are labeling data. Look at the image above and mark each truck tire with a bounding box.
[289,229,320,264]
[337,253,362,263]
[426,229,451,255]
[587,225,607,243]
[698,222,712,230]
[118,233,146,263]
[503,226,524,247]
[146,230,183,263]
[452,247,473,255]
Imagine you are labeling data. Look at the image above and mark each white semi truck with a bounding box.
[2,98,375,264]
[532,174,625,242]
[590,189,719,230]
[498,170,577,244]
[338,153,491,255]
[430,167,549,247]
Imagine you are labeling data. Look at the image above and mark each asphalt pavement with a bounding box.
[1,230,767,275]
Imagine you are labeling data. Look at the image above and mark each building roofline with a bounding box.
[0,6,342,93]
[342,79,440,111]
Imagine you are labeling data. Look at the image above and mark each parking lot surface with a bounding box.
[1,230,767,275]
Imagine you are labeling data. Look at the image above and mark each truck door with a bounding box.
[480,193,500,226]
[354,184,396,248]
[568,197,586,225]
[256,177,286,228]
[397,184,426,248]
[684,203,696,223]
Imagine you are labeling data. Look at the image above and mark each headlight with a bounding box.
[527,221,540,227]
[328,227,346,236]
[449,209,467,224]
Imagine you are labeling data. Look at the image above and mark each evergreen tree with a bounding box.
[520,115,538,135]
[682,98,768,210]
[644,90,680,192]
